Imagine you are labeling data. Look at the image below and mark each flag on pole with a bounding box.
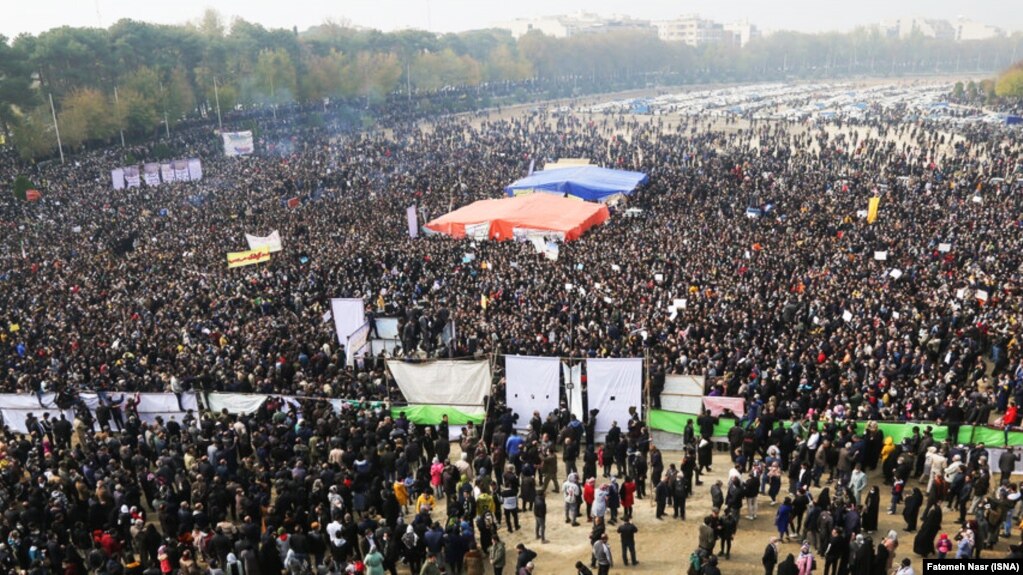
[867,196,880,224]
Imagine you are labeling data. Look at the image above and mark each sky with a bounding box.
[2,0,1021,40]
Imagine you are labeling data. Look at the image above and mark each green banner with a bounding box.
[391,405,485,426]
[649,410,1023,447]
[649,409,737,437]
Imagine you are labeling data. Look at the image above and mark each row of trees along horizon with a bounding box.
[1,10,1023,161]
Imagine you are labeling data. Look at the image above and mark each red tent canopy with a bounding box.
[425,193,610,241]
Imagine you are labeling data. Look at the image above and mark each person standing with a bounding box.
[616,516,638,566]
[419,552,442,575]
[593,532,613,575]
[762,536,779,575]
[699,516,716,555]
[541,448,559,494]
[775,497,793,543]
[718,509,737,560]
[534,491,548,544]
[501,468,521,532]
[489,534,506,575]
[564,473,581,527]
[655,475,670,520]
[672,471,688,520]
[1000,447,1020,486]
[621,476,636,521]
[650,445,664,494]
[565,437,580,476]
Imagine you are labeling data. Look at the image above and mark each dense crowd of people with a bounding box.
[0,78,1022,575]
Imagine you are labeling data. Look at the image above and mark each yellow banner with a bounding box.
[867,196,880,224]
[226,247,270,268]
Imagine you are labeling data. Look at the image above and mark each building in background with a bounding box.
[879,17,1002,41]
[494,12,653,39]
[723,20,762,48]
[954,17,1004,41]
[654,16,726,47]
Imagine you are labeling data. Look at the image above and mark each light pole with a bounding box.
[48,93,64,164]
[213,76,223,132]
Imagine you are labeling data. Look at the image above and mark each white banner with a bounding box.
[387,359,491,410]
[465,222,491,241]
[160,162,175,183]
[660,374,705,413]
[172,159,190,182]
[245,230,283,253]
[206,392,268,415]
[506,356,560,427]
[124,166,141,188]
[330,298,365,348]
[664,375,704,396]
[111,168,125,190]
[143,163,161,186]
[187,158,203,181]
[986,448,1023,475]
[346,321,371,367]
[222,131,255,157]
[586,358,643,434]
[407,205,419,239]
[76,392,197,428]
[0,394,74,435]
[563,363,584,422]
[702,396,746,417]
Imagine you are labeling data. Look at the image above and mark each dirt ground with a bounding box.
[424,443,1019,575]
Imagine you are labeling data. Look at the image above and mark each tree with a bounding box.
[116,84,160,136]
[0,36,36,139]
[254,48,298,105]
[163,67,196,123]
[9,104,57,160]
[995,63,1023,98]
[59,88,117,149]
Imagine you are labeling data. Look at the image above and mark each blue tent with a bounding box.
[504,166,649,202]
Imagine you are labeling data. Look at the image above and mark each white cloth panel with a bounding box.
[0,394,72,434]
[331,298,366,346]
[206,393,268,415]
[245,231,283,253]
[663,375,705,396]
[563,363,584,422]
[505,356,560,426]
[586,358,643,434]
[387,359,490,409]
[660,395,704,414]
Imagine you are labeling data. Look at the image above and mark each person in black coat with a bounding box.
[654,477,670,520]
[913,505,942,557]
[762,537,779,575]
[776,553,798,575]
[903,487,923,532]
[862,486,880,532]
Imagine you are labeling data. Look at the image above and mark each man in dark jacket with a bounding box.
[655,476,670,519]
[999,447,1019,485]
[762,537,779,575]
[617,517,639,566]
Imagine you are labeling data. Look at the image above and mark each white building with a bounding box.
[879,18,955,40]
[723,20,761,48]
[654,16,726,47]
[878,17,1002,42]
[494,12,653,39]
[955,18,1003,41]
